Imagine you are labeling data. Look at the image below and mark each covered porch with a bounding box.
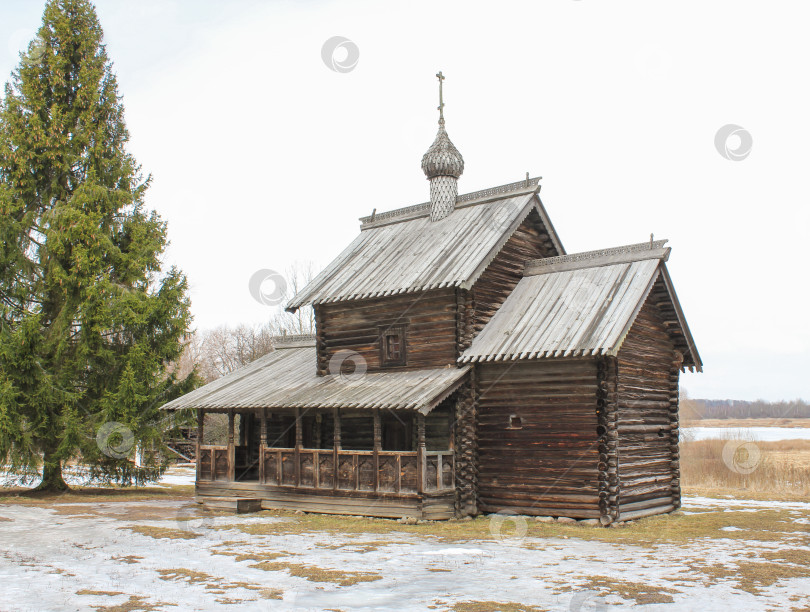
[198,402,454,485]
[161,342,470,518]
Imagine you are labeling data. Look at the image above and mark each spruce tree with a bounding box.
[0,0,197,490]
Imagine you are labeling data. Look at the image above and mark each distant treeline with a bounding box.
[682,397,810,420]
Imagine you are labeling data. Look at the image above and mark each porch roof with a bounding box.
[161,346,470,415]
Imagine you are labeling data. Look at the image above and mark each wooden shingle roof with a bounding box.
[286,178,563,310]
[459,241,702,371]
[161,345,471,414]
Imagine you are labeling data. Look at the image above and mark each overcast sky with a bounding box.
[3,1,809,402]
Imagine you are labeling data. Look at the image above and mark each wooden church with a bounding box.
[163,74,701,524]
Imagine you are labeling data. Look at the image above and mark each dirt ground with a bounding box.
[1,471,809,611]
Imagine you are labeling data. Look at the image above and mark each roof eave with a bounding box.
[659,265,703,372]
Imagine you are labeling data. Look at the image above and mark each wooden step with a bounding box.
[196,496,262,513]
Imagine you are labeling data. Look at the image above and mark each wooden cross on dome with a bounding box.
[436,71,445,123]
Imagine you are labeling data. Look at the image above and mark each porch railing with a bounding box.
[196,445,454,494]
[194,409,456,495]
[423,450,455,492]
[197,445,230,481]
[259,447,440,494]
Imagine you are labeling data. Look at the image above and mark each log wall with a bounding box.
[615,294,682,519]
[475,360,601,518]
[468,209,556,343]
[316,288,458,373]
[453,378,478,516]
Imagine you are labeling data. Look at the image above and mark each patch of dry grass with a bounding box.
[156,568,283,599]
[761,548,810,565]
[48,504,183,521]
[684,418,810,428]
[681,437,810,498]
[316,539,410,553]
[76,590,125,597]
[564,576,679,605]
[157,568,212,585]
[248,560,382,586]
[449,602,547,612]
[209,505,810,548]
[121,525,199,540]
[210,548,288,562]
[111,555,143,564]
[0,485,193,506]
[86,594,172,612]
[685,558,810,595]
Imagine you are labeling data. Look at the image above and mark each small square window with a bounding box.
[508,415,523,429]
[379,325,407,366]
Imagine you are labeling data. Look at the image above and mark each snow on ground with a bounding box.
[153,466,196,487]
[1,465,197,489]
[1,476,809,611]
[684,495,810,512]
[682,427,810,442]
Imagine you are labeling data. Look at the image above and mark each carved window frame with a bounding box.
[379,324,407,367]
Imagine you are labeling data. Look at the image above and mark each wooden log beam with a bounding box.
[295,407,302,487]
[227,409,235,482]
[417,413,426,495]
[333,408,340,492]
[196,409,204,482]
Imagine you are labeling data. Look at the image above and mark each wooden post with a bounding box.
[373,409,381,492]
[312,412,319,488]
[448,405,455,451]
[294,408,302,487]
[333,407,341,491]
[417,413,426,494]
[227,409,235,482]
[259,408,267,484]
[196,409,204,482]
[314,413,322,449]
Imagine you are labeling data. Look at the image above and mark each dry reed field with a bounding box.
[686,417,810,428]
[680,436,810,499]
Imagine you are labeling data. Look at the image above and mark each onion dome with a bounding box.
[422,72,464,221]
[421,119,465,179]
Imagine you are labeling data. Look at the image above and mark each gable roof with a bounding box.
[287,178,564,310]
[161,342,471,415]
[459,241,702,371]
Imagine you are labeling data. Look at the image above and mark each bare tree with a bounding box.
[269,261,316,336]
[177,261,319,384]
[193,324,275,382]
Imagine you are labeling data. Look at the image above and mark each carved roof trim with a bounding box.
[524,240,670,276]
[271,334,317,348]
[359,176,542,230]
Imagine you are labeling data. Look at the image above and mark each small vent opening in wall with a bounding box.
[508,415,523,429]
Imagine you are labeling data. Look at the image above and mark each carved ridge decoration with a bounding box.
[456,176,540,204]
[271,334,317,348]
[527,240,670,269]
[358,177,542,229]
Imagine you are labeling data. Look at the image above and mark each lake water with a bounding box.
[682,426,810,442]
